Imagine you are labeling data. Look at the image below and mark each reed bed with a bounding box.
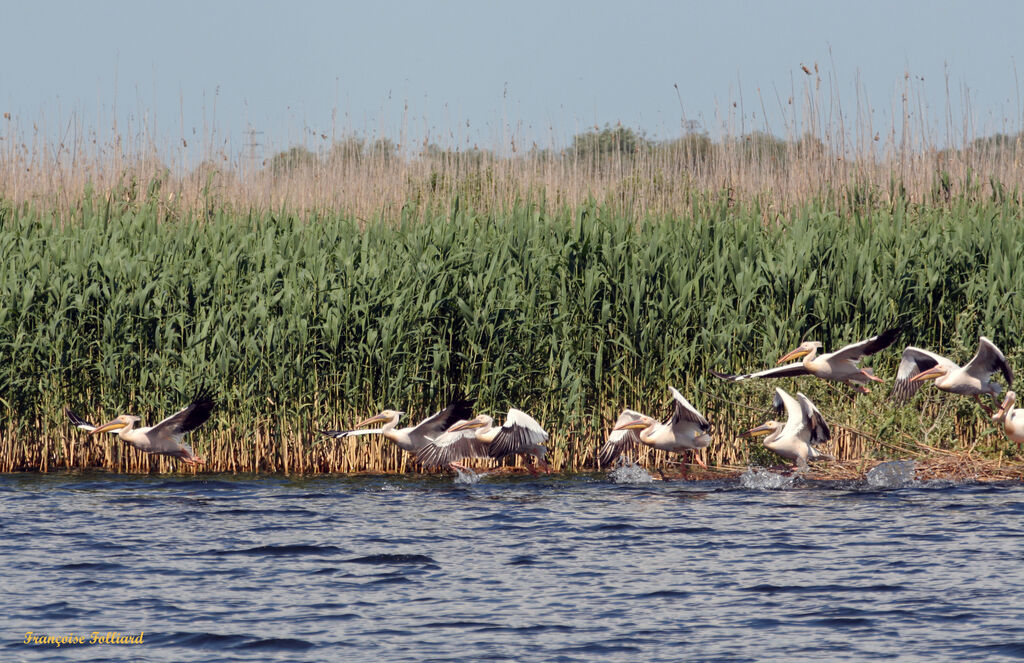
[1,190,1023,474]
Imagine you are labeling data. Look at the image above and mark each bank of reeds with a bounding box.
[1,192,1023,473]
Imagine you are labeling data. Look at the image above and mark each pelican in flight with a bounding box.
[320,399,474,455]
[65,391,215,466]
[742,387,832,469]
[599,387,712,469]
[993,391,1024,449]
[416,408,550,472]
[712,327,902,393]
[892,337,1013,413]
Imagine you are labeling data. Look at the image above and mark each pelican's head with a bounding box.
[448,414,494,432]
[742,421,782,438]
[909,365,950,383]
[90,414,140,435]
[994,390,1017,421]
[355,410,404,428]
[613,414,656,431]
[778,341,822,364]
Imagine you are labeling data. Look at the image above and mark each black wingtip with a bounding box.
[64,407,89,427]
[709,369,737,381]
[878,326,903,346]
[189,386,217,410]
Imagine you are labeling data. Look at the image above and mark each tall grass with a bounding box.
[1,193,1023,472]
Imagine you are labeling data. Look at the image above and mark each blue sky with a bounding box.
[2,0,1021,158]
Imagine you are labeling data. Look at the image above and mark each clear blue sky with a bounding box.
[2,0,1021,159]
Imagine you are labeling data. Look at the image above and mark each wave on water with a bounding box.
[740,467,795,490]
[205,544,345,557]
[866,460,918,489]
[607,463,654,484]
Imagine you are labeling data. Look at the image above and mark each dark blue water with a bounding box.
[2,471,1023,662]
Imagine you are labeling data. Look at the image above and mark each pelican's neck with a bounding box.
[802,347,819,365]
[638,423,662,444]
[117,420,139,440]
[468,426,493,443]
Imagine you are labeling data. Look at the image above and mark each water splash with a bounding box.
[866,460,917,489]
[740,467,795,490]
[453,468,481,485]
[607,463,654,484]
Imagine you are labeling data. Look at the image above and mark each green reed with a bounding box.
[1,190,1023,472]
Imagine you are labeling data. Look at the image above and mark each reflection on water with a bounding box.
[2,472,1023,662]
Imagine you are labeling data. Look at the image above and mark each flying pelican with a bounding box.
[892,337,1013,413]
[65,391,215,466]
[599,387,712,470]
[742,387,832,469]
[993,391,1024,449]
[711,327,902,393]
[320,399,475,455]
[417,408,550,472]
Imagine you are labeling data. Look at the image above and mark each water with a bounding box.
[3,472,1024,662]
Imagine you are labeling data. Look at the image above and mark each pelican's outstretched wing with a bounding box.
[150,389,216,438]
[410,399,476,440]
[64,408,117,434]
[668,387,710,432]
[892,347,956,401]
[416,424,492,469]
[488,408,549,460]
[796,392,830,445]
[964,337,1013,387]
[826,327,902,362]
[710,364,812,381]
[774,388,806,441]
[599,409,645,467]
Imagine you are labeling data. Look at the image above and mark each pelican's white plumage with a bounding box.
[320,399,475,454]
[417,408,549,470]
[743,387,831,469]
[712,328,901,393]
[599,387,711,468]
[893,337,1013,411]
[993,391,1024,447]
[66,391,215,466]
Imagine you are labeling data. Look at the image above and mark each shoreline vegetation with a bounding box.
[2,86,1024,478]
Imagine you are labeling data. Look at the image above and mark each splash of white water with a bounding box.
[607,463,654,484]
[740,467,795,490]
[866,460,917,489]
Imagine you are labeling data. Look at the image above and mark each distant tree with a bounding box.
[568,123,650,160]
[367,137,398,163]
[327,135,366,165]
[658,133,714,167]
[737,131,787,165]
[267,145,317,175]
[971,132,1023,154]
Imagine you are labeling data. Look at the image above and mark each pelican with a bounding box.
[417,408,550,472]
[993,391,1024,449]
[712,327,902,393]
[599,387,712,469]
[893,337,1013,413]
[320,399,474,455]
[65,391,215,466]
[742,387,832,469]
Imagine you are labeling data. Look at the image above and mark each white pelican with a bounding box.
[993,391,1024,449]
[712,327,902,393]
[417,408,550,471]
[320,399,475,455]
[742,387,832,469]
[65,391,215,466]
[599,387,712,469]
[893,337,1013,413]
